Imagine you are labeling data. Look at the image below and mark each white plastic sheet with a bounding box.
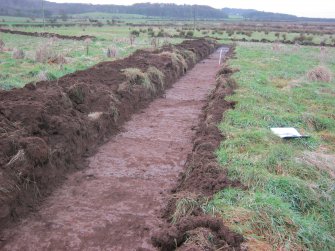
[271,127,309,139]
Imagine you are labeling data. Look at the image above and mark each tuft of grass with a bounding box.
[6,149,25,166]
[67,84,86,104]
[36,71,57,82]
[106,46,117,58]
[110,105,119,123]
[307,65,332,82]
[160,50,188,74]
[122,67,155,92]
[184,228,216,250]
[147,66,165,89]
[171,193,201,224]
[179,49,197,64]
[12,48,25,59]
[175,50,188,71]
[35,45,53,63]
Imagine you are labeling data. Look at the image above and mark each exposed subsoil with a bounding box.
[0,45,234,250]
[0,39,216,231]
[0,28,96,40]
[152,54,245,250]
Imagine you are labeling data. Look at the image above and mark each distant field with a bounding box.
[0,26,184,89]
[1,14,334,89]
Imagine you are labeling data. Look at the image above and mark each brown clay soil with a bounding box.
[0,45,238,250]
[0,28,96,40]
[152,54,245,251]
[0,39,216,231]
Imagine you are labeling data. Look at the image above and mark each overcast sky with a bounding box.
[52,0,334,18]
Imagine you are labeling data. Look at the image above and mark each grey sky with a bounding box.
[52,0,335,18]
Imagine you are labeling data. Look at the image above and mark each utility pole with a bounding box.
[193,5,196,31]
[42,0,45,30]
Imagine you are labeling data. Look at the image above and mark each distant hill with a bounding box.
[0,1,334,22]
[222,8,299,21]
[222,8,335,22]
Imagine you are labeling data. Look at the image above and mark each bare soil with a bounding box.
[0,45,236,250]
[0,39,216,231]
[152,54,244,250]
[0,28,96,40]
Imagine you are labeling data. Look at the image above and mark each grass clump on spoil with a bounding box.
[122,68,155,92]
[67,83,87,104]
[186,50,197,64]
[147,66,165,89]
[175,51,188,71]
[109,105,119,123]
[307,65,332,82]
[171,193,201,224]
[183,228,216,250]
[205,43,335,250]
[160,50,188,74]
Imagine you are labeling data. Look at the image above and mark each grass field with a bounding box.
[16,25,334,45]
[204,42,335,250]
[1,13,334,90]
[0,27,184,89]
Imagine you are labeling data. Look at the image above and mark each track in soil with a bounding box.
[1,48,227,251]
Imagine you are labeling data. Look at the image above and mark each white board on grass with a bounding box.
[271,127,309,139]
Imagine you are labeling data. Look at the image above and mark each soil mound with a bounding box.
[0,39,217,230]
[152,49,245,250]
[0,28,96,41]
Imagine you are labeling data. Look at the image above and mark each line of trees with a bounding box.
[0,1,334,22]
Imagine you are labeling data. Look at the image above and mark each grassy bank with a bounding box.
[205,43,335,250]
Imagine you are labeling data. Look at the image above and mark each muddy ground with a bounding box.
[0,39,216,231]
[0,28,96,40]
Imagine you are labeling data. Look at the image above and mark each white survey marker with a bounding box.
[271,127,310,139]
[218,47,229,65]
[219,48,223,65]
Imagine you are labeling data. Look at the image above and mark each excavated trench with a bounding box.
[0,46,239,250]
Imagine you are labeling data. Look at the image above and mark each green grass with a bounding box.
[0,27,184,89]
[204,43,335,250]
[0,15,45,25]
[1,16,333,89]
[196,30,334,45]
